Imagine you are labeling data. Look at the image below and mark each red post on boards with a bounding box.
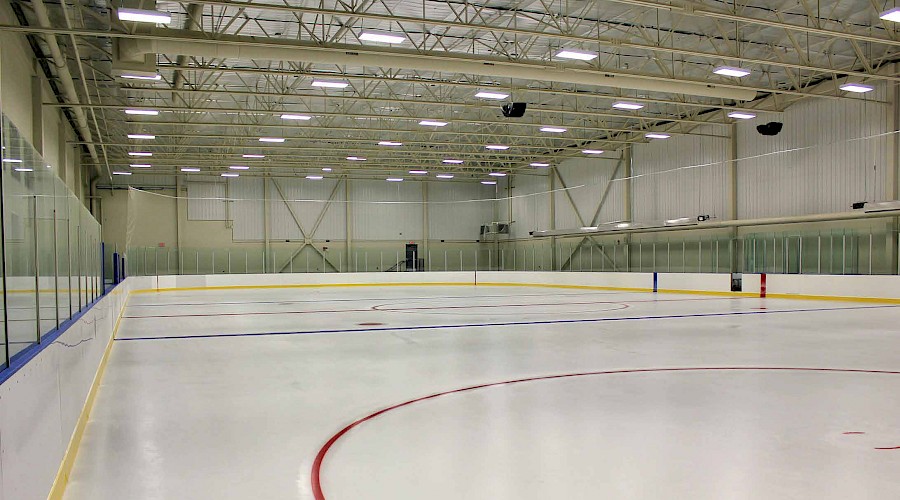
[760,273,767,298]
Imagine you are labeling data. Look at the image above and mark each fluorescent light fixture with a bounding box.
[386,177,404,182]
[229,165,250,170]
[615,222,631,228]
[839,83,875,93]
[582,149,604,154]
[713,66,751,78]
[311,80,349,89]
[481,180,497,185]
[359,30,406,44]
[378,141,403,146]
[665,217,693,225]
[443,159,464,164]
[124,109,159,116]
[555,49,597,61]
[306,175,324,180]
[281,114,312,120]
[485,144,509,150]
[488,172,507,177]
[259,137,285,143]
[612,101,644,110]
[727,111,756,120]
[242,154,265,158]
[880,7,900,22]
[346,156,366,161]
[540,126,567,133]
[128,151,152,156]
[474,91,509,100]
[117,8,171,24]
[129,164,152,168]
[436,174,454,179]
[181,168,201,172]
[112,171,132,175]
[321,167,333,172]
[128,134,155,140]
[14,167,33,172]
[419,120,448,127]
[530,162,550,167]
[645,133,671,139]
[46,165,52,169]
[119,72,161,81]
[2,158,22,163]
[409,170,428,175]
[581,226,598,231]
[221,173,239,177]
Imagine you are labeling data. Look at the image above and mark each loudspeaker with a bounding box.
[501,102,527,118]
[756,121,784,136]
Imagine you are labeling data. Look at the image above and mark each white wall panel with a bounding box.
[351,180,423,240]
[269,177,346,240]
[553,156,625,230]
[503,173,551,239]
[427,181,494,240]
[230,177,264,241]
[632,124,729,222]
[187,181,227,221]
[738,84,891,218]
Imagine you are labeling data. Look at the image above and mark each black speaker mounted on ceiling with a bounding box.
[756,121,784,136]
[501,102,527,118]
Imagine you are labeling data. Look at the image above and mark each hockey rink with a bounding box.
[63,285,900,499]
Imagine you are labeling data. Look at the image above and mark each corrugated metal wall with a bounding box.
[231,177,264,241]
[553,156,626,229]
[269,177,346,240]
[427,181,494,240]
[737,85,891,218]
[352,179,423,240]
[632,124,729,222]
[187,181,226,221]
[503,173,550,239]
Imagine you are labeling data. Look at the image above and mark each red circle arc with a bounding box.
[310,366,900,499]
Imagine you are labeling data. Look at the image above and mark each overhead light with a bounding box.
[582,149,604,154]
[474,91,509,100]
[321,167,333,172]
[419,120,448,127]
[481,180,497,185]
[409,170,428,175]
[229,165,250,170]
[713,66,751,78]
[485,144,509,150]
[129,164,152,168]
[555,49,597,61]
[839,83,875,93]
[540,127,567,133]
[436,174,454,179]
[443,159,463,164]
[221,173,239,177]
[14,167,33,172]
[665,217,693,225]
[311,80,349,89]
[259,137,285,143]
[125,109,159,116]
[530,162,550,167]
[880,7,900,22]
[489,172,507,177]
[112,171,132,175]
[242,154,265,158]
[117,8,171,24]
[612,101,644,110]
[128,151,152,156]
[1,158,22,163]
[615,222,631,228]
[386,177,404,182]
[306,175,324,180]
[728,111,756,120]
[281,114,312,120]
[181,167,200,172]
[119,72,161,81]
[378,141,403,146]
[127,134,155,139]
[346,156,366,161]
[645,133,671,139]
[46,165,52,169]
[359,30,407,44]
[581,226,598,231]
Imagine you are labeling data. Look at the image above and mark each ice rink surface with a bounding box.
[63,285,900,499]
